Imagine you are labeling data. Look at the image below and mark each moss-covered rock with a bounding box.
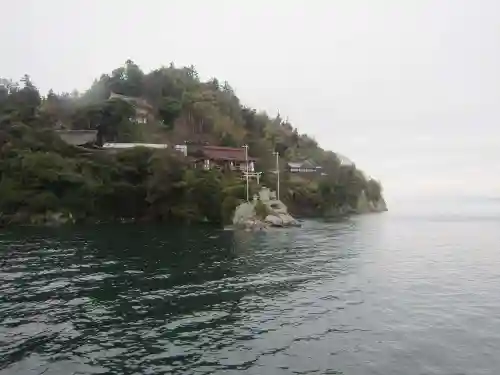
[232,188,300,230]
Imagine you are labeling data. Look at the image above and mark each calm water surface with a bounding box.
[1,201,500,374]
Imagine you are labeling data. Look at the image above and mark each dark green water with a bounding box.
[1,207,500,374]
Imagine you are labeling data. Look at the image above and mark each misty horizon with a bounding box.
[2,0,499,202]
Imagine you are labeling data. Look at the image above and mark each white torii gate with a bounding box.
[241,171,262,185]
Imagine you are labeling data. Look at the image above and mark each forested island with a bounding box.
[0,61,386,226]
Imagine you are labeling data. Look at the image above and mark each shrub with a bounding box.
[221,196,241,225]
[254,199,269,219]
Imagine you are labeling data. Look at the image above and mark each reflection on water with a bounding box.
[1,211,500,374]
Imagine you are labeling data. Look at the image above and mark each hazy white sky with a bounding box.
[2,0,499,202]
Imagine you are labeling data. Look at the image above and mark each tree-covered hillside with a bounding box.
[0,61,385,225]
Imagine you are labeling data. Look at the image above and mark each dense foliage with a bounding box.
[0,61,383,225]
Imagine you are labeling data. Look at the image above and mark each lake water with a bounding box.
[1,199,500,374]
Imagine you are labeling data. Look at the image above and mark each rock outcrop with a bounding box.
[323,203,357,217]
[356,190,388,214]
[232,187,300,230]
[1,211,76,226]
[371,196,388,212]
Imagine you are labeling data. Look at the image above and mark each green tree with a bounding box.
[95,99,136,144]
[158,97,182,129]
[0,61,385,225]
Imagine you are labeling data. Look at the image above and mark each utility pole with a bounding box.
[243,145,249,202]
[273,151,280,200]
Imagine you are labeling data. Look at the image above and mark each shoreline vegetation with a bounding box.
[0,61,386,227]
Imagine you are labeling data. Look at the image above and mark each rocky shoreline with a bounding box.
[0,187,387,229]
[232,187,301,230]
[231,187,387,231]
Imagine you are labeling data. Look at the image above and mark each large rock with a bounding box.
[232,187,300,230]
[279,213,300,227]
[264,214,300,227]
[232,202,256,226]
[356,190,372,214]
[372,197,388,212]
[356,190,388,214]
[264,215,283,227]
[266,200,288,215]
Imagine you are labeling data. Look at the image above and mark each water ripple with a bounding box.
[1,217,500,374]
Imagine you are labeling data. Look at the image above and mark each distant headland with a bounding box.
[0,60,386,226]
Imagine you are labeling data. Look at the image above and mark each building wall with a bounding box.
[235,161,255,172]
[102,143,168,149]
[174,145,188,156]
[289,167,317,173]
[200,159,255,172]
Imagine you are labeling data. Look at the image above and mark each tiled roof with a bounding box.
[200,146,256,162]
[302,160,317,169]
[288,160,319,169]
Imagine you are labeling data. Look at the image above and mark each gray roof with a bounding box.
[288,162,303,168]
[56,130,97,146]
[288,160,319,169]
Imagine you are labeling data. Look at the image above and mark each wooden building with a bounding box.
[191,145,256,172]
[108,92,154,124]
[287,160,322,174]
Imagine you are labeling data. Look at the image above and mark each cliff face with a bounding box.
[372,196,389,213]
[356,190,388,214]
[294,189,388,218]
